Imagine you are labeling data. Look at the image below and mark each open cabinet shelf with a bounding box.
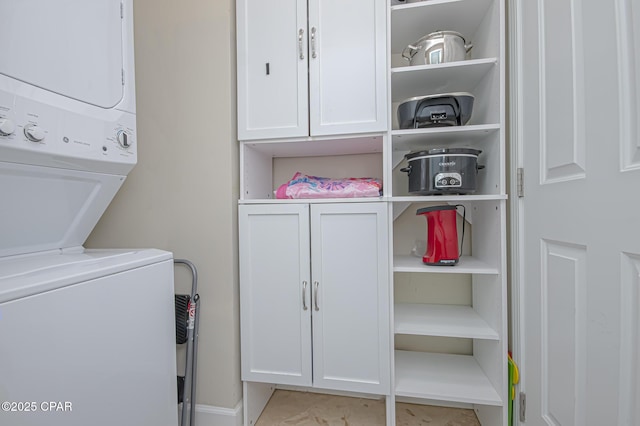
[395,303,499,340]
[395,350,503,406]
[391,124,500,147]
[393,255,499,274]
[391,58,498,102]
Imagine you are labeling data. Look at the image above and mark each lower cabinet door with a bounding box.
[239,204,312,386]
[310,203,391,394]
[239,202,391,394]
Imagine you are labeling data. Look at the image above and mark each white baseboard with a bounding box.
[180,401,243,426]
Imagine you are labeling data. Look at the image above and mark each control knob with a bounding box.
[117,130,132,148]
[24,124,46,142]
[0,118,15,136]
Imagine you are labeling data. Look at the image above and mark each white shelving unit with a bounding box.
[236,0,507,424]
[388,0,507,424]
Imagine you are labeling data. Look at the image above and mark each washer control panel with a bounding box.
[0,87,137,175]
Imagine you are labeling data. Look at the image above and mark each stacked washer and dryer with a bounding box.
[0,1,178,425]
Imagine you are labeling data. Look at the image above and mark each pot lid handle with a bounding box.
[402,44,420,62]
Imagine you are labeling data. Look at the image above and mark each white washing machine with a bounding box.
[0,1,178,425]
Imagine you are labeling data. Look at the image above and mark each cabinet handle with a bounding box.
[311,27,317,59]
[313,281,319,311]
[302,281,308,311]
[298,28,305,60]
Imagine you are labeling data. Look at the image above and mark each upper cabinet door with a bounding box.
[237,0,309,141]
[308,0,388,136]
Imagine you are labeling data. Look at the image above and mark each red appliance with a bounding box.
[416,205,465,266]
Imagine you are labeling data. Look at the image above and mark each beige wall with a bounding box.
[86,0,240,409]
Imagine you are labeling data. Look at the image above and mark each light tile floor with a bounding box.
[255,390,481,426]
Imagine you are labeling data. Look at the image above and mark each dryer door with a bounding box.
[0,0,123,109]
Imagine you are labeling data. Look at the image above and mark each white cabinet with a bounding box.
[236,0,387,140]
[239,202,390,395]
[236,0,507,424]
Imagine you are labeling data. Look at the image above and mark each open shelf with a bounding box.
[239,197,385,205]
[241,134,383,158]
[390,0,495,54]
[390,195,507,203]
[393,255,499,274]
[395,303,499,340]
[395,350,503,406]
[391,124,500,149]
[391,58,498,102]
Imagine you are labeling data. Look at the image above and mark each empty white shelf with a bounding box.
[395,350,503,406]
[391,59,498,102]
[393,255,499,274]
[395,303,499,340]
[391,124,500,148]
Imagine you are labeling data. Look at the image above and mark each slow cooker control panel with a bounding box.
[435,172,462,188]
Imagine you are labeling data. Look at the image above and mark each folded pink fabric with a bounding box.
[275,172,382,199]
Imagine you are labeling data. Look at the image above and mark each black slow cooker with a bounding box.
[400,148,484,195]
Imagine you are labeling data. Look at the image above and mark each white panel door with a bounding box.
[516,0,640,424]
[236,0,308,140]
[310,203,390,394]
[239,204,312,386]
[308,0,387,136]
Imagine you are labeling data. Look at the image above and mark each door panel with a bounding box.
[540,241,587,426]
[239,204,312,386]
[237,0,308,140]
[310,203,390,394]
[308,0,387,136]
[540,0,585,182]
[518,0,640,424]
[617,0,640,172]
[619,253,640,425]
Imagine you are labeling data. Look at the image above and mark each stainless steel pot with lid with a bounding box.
[402,31,473,66]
